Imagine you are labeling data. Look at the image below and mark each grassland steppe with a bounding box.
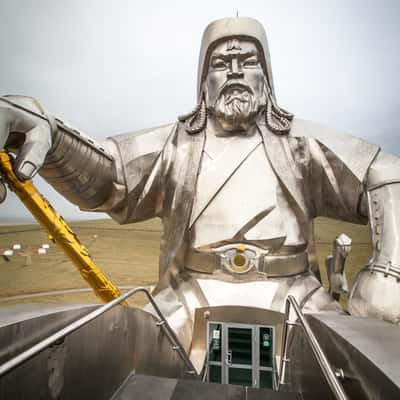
[0,217,371,309]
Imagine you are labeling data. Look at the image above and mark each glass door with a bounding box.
[258,326,274,389]
[207,322,275,389]
[208,323,222,383]
[225,325,254,387]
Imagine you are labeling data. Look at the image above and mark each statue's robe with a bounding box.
[97,116,379,347]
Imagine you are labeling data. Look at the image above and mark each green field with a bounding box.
[0,217,371,309]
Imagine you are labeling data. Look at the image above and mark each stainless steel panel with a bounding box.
[0,304,190,399]
[284,313,400,399]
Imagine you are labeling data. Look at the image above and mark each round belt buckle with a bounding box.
[221,244,256,274]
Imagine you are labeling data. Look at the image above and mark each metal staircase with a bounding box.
[0,289,348,399]
[111,374,301,400]
[0,287,197,378]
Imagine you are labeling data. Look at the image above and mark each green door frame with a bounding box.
[207,321,275,388]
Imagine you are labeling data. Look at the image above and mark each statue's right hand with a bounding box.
[0,95,52,180]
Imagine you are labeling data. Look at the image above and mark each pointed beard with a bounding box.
[213,90,260,132]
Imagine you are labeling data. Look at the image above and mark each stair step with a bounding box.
[112,374,301,400]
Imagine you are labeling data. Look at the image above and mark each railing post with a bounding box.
[278,298,292,388]
[280,296,348,400]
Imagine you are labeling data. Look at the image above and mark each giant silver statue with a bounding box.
[1,17,399,346]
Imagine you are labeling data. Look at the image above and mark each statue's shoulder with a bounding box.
[103,123,177,166]
[291,118,360,142]
[290,118,380,181]
[108,122,177,150]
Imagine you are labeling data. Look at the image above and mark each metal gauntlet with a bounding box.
[349,151,400,323]
[40,119,115,211]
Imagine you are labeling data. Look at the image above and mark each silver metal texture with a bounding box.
[0,95,115,210]
[1,17,400,328]
[0,303,192,399]
[0,287,196,378]
[284,312,400,399]
[185,246,308,276]
[197,17,277,101]
[278,296,348,400]
[348,150,400,323]
[40,118,115,211]
[325,233,351,299]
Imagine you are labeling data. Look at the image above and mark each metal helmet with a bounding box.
[197,17,276,102]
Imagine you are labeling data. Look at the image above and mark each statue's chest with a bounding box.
[189,133,302,249]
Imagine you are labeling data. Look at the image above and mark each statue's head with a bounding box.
[180,17,293,135]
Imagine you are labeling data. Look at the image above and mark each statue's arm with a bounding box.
[0,95,174,221]
[361,151,400,268]
[39,117,116,211]
[292,118,400,322]
[0,94,118,211]
[348,150,400,323]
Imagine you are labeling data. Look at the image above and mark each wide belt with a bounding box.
[185,245,309,277]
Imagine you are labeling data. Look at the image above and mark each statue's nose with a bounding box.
[227,58,244,79]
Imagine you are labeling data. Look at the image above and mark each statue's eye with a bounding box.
[243,57,259,67]
[212,58,227,69]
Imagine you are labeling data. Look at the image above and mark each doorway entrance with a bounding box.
[207,322,275,389]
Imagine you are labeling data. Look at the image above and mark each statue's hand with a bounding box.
[0,96,52,180]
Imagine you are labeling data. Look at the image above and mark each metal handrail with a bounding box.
[201,352,209,382]
[0,287,197,377]
[278,295,347,400]
[201,338,214,383]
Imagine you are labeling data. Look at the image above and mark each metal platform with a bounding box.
[2,290,399,399]
[112,374,301,400]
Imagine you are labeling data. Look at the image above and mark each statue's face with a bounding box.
[204,38,267,132]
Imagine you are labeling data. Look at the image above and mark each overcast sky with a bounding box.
[0,0,399,222]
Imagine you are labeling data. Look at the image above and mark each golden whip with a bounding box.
[0,151,126,305]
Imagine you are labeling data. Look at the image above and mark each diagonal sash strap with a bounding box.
[190,133,262,227]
